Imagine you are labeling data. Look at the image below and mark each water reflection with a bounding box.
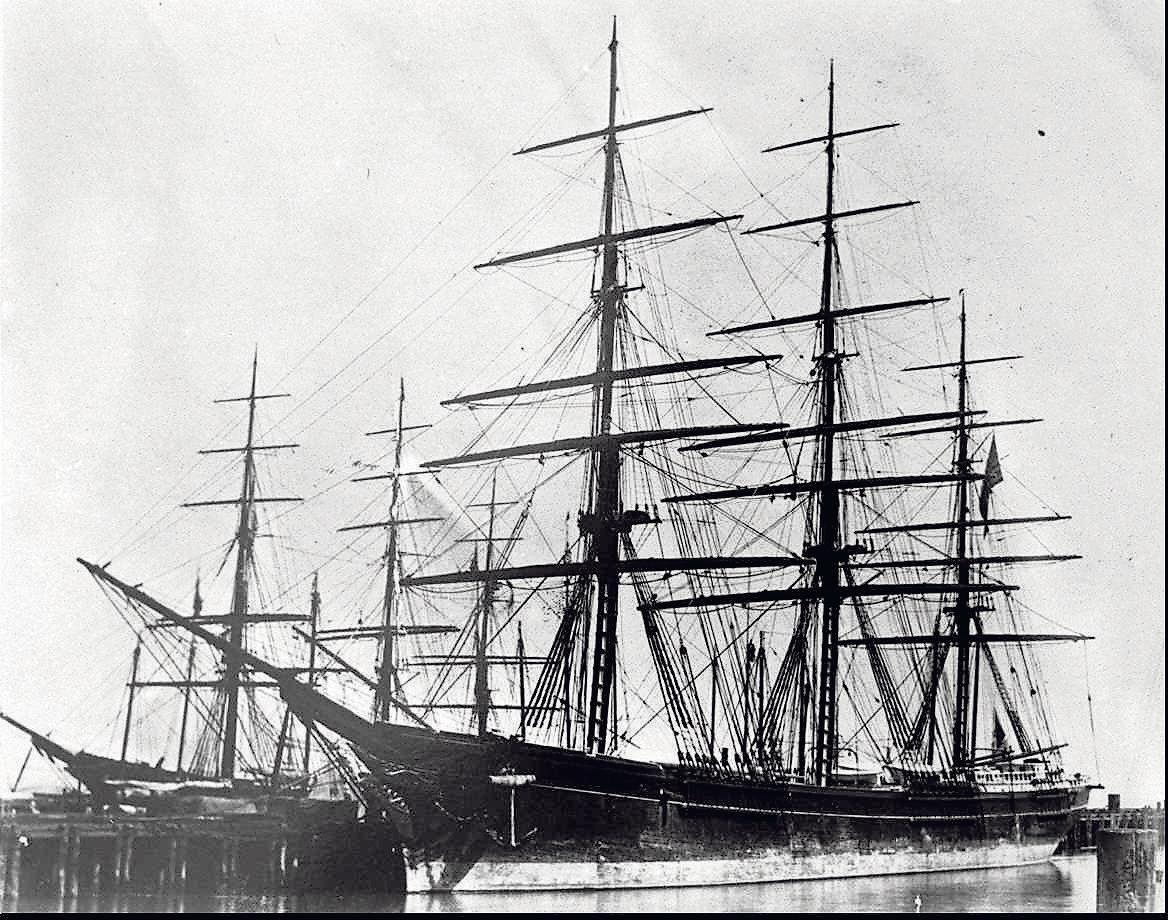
[10,857,1106,913]
[404,859,1087,914]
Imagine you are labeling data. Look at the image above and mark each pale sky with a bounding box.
[2,1,1163,804]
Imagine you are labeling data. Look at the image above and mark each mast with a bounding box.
[456,21,739,756]
[180,351,300,780]
[336,379,446,722]
[375,379,407,722]
[756,635,767,763]
[304,572,320,773]
[811,61,843,786]
[120,635,142,762]
[662,65,929,782]
[221,352,260,778]
[951,292,974,768]
[797,636,810,777]
[585,17,625,755]
[176,577,200,773]
[561,523,574,750]
[970,615,982,758]
[708,655,718,761]
[272,708,291,784]
[475,474,499,738]
[517,621,527,742]
[743,638,755,766]
[176,640,196,772]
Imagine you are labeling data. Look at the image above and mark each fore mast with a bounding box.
[454,18,741,755]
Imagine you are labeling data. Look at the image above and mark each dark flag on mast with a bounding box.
[979,436,1004,528]
[991,711,1009,755]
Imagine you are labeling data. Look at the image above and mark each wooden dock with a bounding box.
[1060,796,1165,854]
[0,804,402,911]
[4,792,1160,908]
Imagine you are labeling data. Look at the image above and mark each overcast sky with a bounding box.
[2,1,1163,804]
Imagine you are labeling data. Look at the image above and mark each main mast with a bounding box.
[585,18,625,756]
[657,68,970,785]
[811,62,843,786]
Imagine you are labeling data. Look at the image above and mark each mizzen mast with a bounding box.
[896,297,1084,770]
[951,292,974,768]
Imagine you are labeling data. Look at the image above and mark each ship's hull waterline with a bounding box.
[357,724,1088,893]
[405,842,1059,893]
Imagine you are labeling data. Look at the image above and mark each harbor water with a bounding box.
[8,853,1165,913]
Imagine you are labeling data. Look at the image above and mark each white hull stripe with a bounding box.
[405,841,1059,892]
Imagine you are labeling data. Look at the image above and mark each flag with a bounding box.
[991,711,1009,754]
[978,435,1004,525]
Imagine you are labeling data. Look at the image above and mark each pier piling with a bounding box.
[0,831,9,904]
[1,802,360,905]
[8,836,21,907]
[1097,828,1158,912]
[177,836,188,889]
[121,833,134,884]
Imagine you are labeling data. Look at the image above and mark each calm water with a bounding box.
[14,855,1165,913]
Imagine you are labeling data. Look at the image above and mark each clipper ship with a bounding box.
[79,22,1092,892]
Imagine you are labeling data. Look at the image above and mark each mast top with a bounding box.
[212,354,291,404]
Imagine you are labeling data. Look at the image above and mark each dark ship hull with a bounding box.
[0,710,215,808]
[76,565,1094,893]
[359,724,1089,892]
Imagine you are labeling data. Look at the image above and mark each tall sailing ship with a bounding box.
[79,22,1092,892]
[5,354,358,814]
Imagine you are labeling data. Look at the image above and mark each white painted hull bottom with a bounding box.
[404,841,1058,892]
